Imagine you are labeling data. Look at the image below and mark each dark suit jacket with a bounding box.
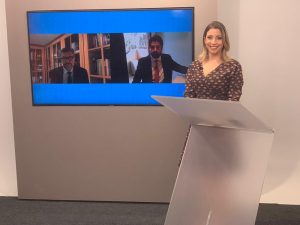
[49,65,89,83]
[132,54,188,83]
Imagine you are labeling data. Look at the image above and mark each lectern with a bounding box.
[152,96,274,225]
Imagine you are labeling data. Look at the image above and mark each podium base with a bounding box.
[164,125,274,225]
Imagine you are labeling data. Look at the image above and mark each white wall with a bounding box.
[0,0,17,196]
[2,0,300,204]
[218,0,300,204]
[5,0,217,201]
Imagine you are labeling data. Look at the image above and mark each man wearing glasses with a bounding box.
[49,47,89,83]
[132,35,188,83]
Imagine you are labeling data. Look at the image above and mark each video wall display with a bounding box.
[27,8,194,105]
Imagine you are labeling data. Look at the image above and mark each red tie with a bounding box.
[154,59,160,83]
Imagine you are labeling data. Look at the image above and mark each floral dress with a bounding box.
[184,59,243,101]
[178,59,244,166]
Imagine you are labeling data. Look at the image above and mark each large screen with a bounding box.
[27,8,194,105]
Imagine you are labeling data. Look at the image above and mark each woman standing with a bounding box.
[179,21,244,166]
[184,21,243,101]
[180,22,245,225]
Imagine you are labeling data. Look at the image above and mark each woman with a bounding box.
[180,23,244,224]
[184,21,243,101]
[179,21,244,166]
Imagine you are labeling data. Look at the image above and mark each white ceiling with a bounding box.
[29,34,62,46]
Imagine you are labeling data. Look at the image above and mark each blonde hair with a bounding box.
[199,21,231,62]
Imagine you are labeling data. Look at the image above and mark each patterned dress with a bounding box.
[184,59,244,101]
[178,59,244,166]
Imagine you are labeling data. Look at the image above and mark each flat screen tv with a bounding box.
[27,7,194,105]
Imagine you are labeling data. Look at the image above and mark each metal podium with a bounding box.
[152,96,274,225]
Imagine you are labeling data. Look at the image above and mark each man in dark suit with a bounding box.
[132,35,188,83]
[49,47,89,83]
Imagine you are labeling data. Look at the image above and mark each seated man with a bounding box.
[132,35,188,83]
[49,47,89,83]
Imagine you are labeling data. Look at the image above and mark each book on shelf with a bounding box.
[88,34,98,49]
[94,35,99,48]
[95,34,110,46]
[104,59,111,77]
[97,34,102,47]
[96,59,102,75]
[102,34,110,46]
[37,64,43,71]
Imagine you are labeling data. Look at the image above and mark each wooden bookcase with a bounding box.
[83,33,111,83]
[29,33,111,83]
[29,46,47,83]
[47,40,62,70]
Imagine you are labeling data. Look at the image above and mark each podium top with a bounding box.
[152,96,273,133]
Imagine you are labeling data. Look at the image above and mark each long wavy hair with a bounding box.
[199,21,231,62]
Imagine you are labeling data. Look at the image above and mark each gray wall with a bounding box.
[6,0,217,201]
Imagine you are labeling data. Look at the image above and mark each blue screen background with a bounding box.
[27,8,193,105]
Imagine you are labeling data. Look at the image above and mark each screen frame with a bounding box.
[26,7,195,106]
